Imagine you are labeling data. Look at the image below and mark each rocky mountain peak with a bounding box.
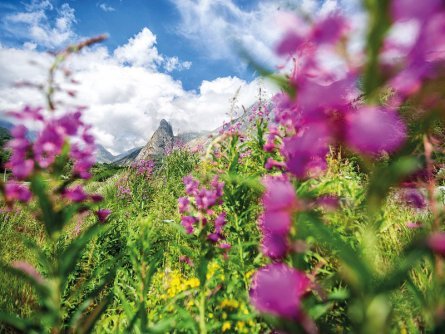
[159,119,173,135]
[135,119,174,161]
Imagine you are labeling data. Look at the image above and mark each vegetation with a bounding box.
[2,1,445,333]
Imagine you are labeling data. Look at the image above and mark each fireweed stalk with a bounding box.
[248,0,445,332]
[0,36,113,333]
[178,175,228,334]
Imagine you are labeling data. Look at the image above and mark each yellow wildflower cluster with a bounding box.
[156,269,200,300]
[219,299,240,310]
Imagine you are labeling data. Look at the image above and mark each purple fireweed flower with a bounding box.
[262,176,298,213]
[63,185,87,203]
[346,106,406,155]
[281,125,330,179]
[178,197,190,214]
[4,181,32,203]
[250,263,311,320]
[214,212,226,234]
[183,175,200,195]
[57,111,83,135]
[179,255,194,267]
[33,122,65,168]
[90,194,104,203]
[181,216,197,234]
[391,0,441,23]
[12,261,44,284]
[261,231,289,260]
[428,233,445,257]
[7,106,44,122]
[96,208,111,223]
[315,195,340,211]
[259,176,299,260]
[265,158,286,171]
[219,243,231,250]
[406,221,423,229]
[402,188,426,209]
[207,233,222,243]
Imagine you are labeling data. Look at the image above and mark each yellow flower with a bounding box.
[220,299,240,309]
[222,321,231,332]
[236,321,246,333]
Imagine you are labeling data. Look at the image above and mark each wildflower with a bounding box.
[181,216,197,234]
[249,263,311,320]
[96,208,111,223]
[179,255,194,266]
[178,197,190,213]
[402,188,426,209]
[428,233,445,257]
[4,181,32,203]
[63,185,87,203]
[222,321,231,332]
[265,158,285,171]
[345,106,406,155]
[183,175,200,195]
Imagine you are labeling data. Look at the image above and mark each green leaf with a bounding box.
[367,156,420,210]
[59,224,104,285]
[362,0,392,99]
[298,212,372,291]
[30,174,60,236]
[76,292,114,334]
[0,312,33,332]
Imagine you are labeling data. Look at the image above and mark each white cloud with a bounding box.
[4,2,77,49]
[99,3,116,12]
[114,27,163,69]
[0,28,278,155]
[164,56,192,72]
[170,0,366,70]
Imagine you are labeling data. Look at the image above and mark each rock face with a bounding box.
[135,119,174,161]
[95,144,115,163]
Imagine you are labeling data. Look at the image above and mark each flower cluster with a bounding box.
[131,159,155,178]
[178,175,229,249]
[259,175,299,259]
[268,13,410,179]
[2,105,110,222]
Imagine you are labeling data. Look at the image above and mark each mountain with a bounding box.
[95,144,116,163]
[113,147,143,166]
[135,119,174,161]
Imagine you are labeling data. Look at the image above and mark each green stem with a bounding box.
[198,289,207,334]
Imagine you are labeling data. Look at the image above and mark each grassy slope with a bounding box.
[0,143,435,333]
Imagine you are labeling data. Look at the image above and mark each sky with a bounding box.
[0,0,363,154]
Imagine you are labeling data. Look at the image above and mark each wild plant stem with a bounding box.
[198,288,207,334]
[423,135,443,277]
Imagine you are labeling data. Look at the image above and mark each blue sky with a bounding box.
[0,0,266,90]
[0,0,362,153]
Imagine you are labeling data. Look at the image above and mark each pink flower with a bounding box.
[262,176,298,213]
[346,106,406,155]
[178,197,190,214]
[428,233,445,257]
[265,158,286,171]
[250,263,311,320]
[181,216,197,234]
[63,185,87,203]
[96,208,111,223]
[402,188,426,209]
[179,255,194,266]
[4,181,32,203]
[261,232,289,259]
[391,0,441,23]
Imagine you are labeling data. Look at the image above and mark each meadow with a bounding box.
[1,1,445,333]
